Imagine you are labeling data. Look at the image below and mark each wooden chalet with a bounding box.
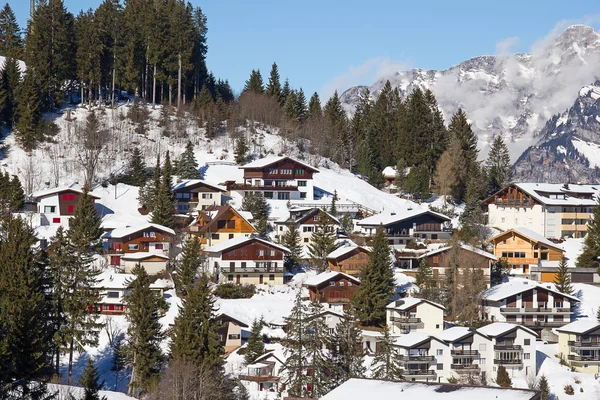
[187,204,256,246]
[104,223,175,269]
[303,271,360,308]
[326,245,371,276]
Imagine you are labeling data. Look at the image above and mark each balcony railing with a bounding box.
[390,316,422,324]
[221,266,284,273]
[403,369,436,376]
[399,355,435,363]
[500,307,572,314]
[494,359,523,365]
[451,350,479,357]
[238,375,280,382]
[568,354,600,362]
[227,183,298,191]
[522,320,567,328]
[451,364,480,372]
[494,345,522,351]
[494,199,535,207]
[568,341,600,349]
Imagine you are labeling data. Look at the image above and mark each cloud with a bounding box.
[531,14,600,52]
[320,57,411,100]
[495,36,520,56]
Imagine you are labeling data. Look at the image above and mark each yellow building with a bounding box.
[557,320,600,373]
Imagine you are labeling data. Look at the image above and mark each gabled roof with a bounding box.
[424,243,498,261]
[103,223,175,239]
[32,186,101,199]
[437,327,477,343]
[477,322,537,338]
[275,207,340,226]
[489,227,564,251]
[357,208,451,227]
[239,155,319,172]
[205,236,289,254]
[326,245,371,260]
[382,166,396,178]
[215,312,250,328]
[483,280,580,303]
[190,205,256,235]
[172,179,227,192]
[386,297,445,311]
[303,271,360,287]
[393,333,445,348]
[484,183,598,206]
[254,348,287,365]
[121,252,169,261]
[556,319,600,335]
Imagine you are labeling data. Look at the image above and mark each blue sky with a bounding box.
[9,0,600,99]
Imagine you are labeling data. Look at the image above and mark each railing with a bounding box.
[568,354,600,362]
[568,340,600,348]
[451,350,479,356]
[494,345,522,351]
[326,297,352,304]
[494,359,522,365]
[399,355,435,362]
[227,183,298,191]
[501,307,571,314]
[390,316,422,324]
[451,364,480,371]
[403,369,436,376]
[238,375,279,382]
[221,266,284,273]
[494,199,535,207]
[522,320,567,327]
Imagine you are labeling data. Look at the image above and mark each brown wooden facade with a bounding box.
[241,157,318,180]
[107,227,174,254]
[188,205,256,244]
[482,184,538,207]
[305,274,360,306]
[423,246,495,284]
[328,247,371,276]
[221,240,285,262]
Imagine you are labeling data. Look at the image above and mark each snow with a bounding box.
[121,252,169,260]
[302,271,360,287]
[514,182,598,206]
[571,137,600,168]
[357,208,450,227]
[393,332,433,348]
[326,245,370,260]
[103,222,175,238]
[387,297,445,311]
[48,384,136,400]
[483,279,580,303]
[92,184,149,230]
[172,178,226,192]
[477,322,536,338]
[381,166,396,178]
[437,326,473,342]
[557,319,600,334]
[493,226,564,250]
[205,236,289,253]
[563,238,585,267]
[573,283,600,319]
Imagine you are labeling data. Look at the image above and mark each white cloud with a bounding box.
[531,15,600,52]
[495,36,520,56]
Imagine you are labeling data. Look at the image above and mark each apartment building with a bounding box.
[393,333,449,382]
[172,179,227,214]
[438,327,492,381]
[557,320,600,373]
[386,298,445,334]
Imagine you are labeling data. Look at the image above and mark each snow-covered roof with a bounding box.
[246,362,269,369]
[104,223,175,239]
[490,227,564,250]
[483,279,580,303]
[32,185,101,199]
[320,378,539,400]
[254,345,288,365]
[172,179,226,192]
[326,245,371,260]
[205,236,289,253]
[556,319,600,334]
[393,332,437,348]
[425,243,498,261]
[94,272,135,289]
[386,297,445,311]
[477,322,537,338]
[239,155,319,172]
[515,182,598,206]
[437,327,475,342]
[121,252,169,261]
[382,166,396,178]
[303,271,360,287]
[357,208,450,226]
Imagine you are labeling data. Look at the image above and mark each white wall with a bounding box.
[488,204,546,236]
[484,330,537,381]
[38,194,72,229]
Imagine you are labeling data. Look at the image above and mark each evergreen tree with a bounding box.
[330,190,338,216]
[415,258,438,302]
[170,274,223,371]
[283,290,309,397]
[433,139,459,202]
[305,300,334,397]
[352,225,395,326]
[176,236,204,297]
[111,336,125,391]
[324,90,349,166]
[139,154,161,210]
[370,325,403,380]
[234,136,250,164]
[491,258,510,287]
[8,174,24,211]
[554,256,573,295]
[282,222,302,271]
[176,141,200,179]
[328,308,365,385]
[123,147,146,186]
[307,91,322,119]
[244,318,265,365]
[537,374,550,400]
[125,264,165,397]
[281,78,291,105]
[265,62,282,104]
[241,192,269,219]
[308,211,336,272]
[296,88,307,121]
[0,56,21,127]
[255,215,269,238]
[283,89,299,120]
[404,164,430,199]
[15,71,43,150]
[69,185,103,250]
[162,150,173,190]
[79,357,107,400]
[449,109,478,202]
[486,135,512,195]
[243,69,264,94]
[577,197,600,268]
[0,4,23,59]
[495,365,512,387]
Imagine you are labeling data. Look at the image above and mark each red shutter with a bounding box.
[67,205,75,213]
[155,243,164,250]
[52,217,61,224]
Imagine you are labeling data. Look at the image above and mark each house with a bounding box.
[489,227,564,278]
[215,313,250,350]
[476,322,537,380]
[239,346,287,394]
[392,333,449,382]
[557,320,600,373]
[357,209,452,248]
[121,252,170,275]
[481,280,579,341]
[225,155,319,201]
[205,236,288,285]
[326,245,371,276]
[94,271,168,315]
[172,179,227,215]
[438,326,493,382]
[32,186,101,228]
[382,166,397,186]
[320,378,541,400]
[420,244,497,286]
[483,182,598,239]
[386,297,445,334]
[103,223,175,270]
[187,205,256,246]
[303,271,360,310]
[274,207,341,247]
[308,309,345,335]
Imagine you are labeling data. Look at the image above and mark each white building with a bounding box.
[484,182,598,239]
[32,186,100,229]
[239,345,287,395]
[393,333,450,382]
[386,298,445,334]
[172,179,228,214]
[274,207,341,247]
[94,270,168,314]
[437,326,494,382]
[557,320,600,374]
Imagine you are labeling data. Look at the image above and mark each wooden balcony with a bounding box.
[227,183,298,191]
[451,350,479,357]
[500,307,572,315]
[522,320,567,328]
[562,212,591,219]
[402,369,436,377]
[451,364,480,373]
[390,316,422,324]
[399,355,435,363]
[504,257,538,265]
[568,354,600,362]
[494,345,522,351]
[494,199,535,207]
[568,340,600,349]
[238,375,280,383]
[221,266,284,273]
[494,359,522,365]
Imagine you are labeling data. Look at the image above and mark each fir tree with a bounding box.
[163,150,173,189]
[282,222,302,271]
[255,215,269,238]
[243,69,264,94]
[577,196,600,268]
[554,256,573,295]
[328,308,365,385]
[265,62,282,104]
[283,290,309,397]
[308,211,336,272]
[330,190,338,216]
[491,258,510,287]
[449,109,478,202]
[296,88,307,121]
[139,154,162,210]
[125,264,165,397]
[486,135,512,195]
[404,164,430,199]
[281,78,291,105]
[415,258,438,302]
[15,71,43,150]
[352,225,395,326]
[283,89,299,120]
[307,91,322,119]
[68,185,103,250]
[176,236,204,297]
[111,336,125,391]
[537,374,550,400]
[6,174,24,211]
[495,365,512,387]
[79,357,107,400]
[123,147,146,187]
[176,141,200,179]
[244,318,265,365]
[305,300,334,397]
[150,177,175,228]
[0,56,21,127]
[0,4,23,59]
[370,325,403,380]
[241,192,269,219]
[234,136,250,165]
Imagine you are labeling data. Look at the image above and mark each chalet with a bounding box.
[557,320,600,373]
[103,223,175,270]
[326,245,371,276]
[481,280,579,342]
[386,298,445,334]
[483,183,598,239]
[226,155,319,201]
[94,271,168,315]
[392,333,449,382]
[239,346,287,394]
[303,271,360,309]
[172,179,228,215]
[308,309,345,335]
[121,252,170,275]
[32,186,100,228]
[438,327,493,381]
[357,209,452,248]
[489,227,564,279]
[187,205,256,246]
[476,323,537,380]
[215,313,250,350]
[205,236,288,285]
[382,166,397,186]
[274,207,341,246]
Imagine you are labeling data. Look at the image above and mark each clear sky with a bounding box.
[8,0,600,99]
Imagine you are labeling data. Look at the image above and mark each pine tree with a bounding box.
[449,109,478,202]
[352,225,395,326]
[486,135,512,195]
[176,141,200,179]
[0,56,21,127]
[305,300,334,397]
[170,274,223,371]
[328,308,365,385]
[139,154,162,210]
[307,92,322,119]
[123,147,146,187]
[265,62,282,104]
[79,357,107,400]
[282,222,302,271]
[255,215,269,238]
[404,164,430,199]
[176,236,204,297]
[554,256,573,295]
[283,290,309,397]
[163,150,173,189]
[243,69,264,94]
[150,177,175,228]
[491,258,510,287]
[125,264,165,397]
[330,190,338,216]
[241,192,269,219]
[296,88,307,121]
[495,365,512,387]
[7,174,24,211]
[234,136,250,164]
[245,318,265,365]
[537,374,550,400]
[69,185,103,250]
[281,78,291,105]
[111,336,125,391]
[0,4,23,59]
[415,258,438,302]
[577,197,600,268]
[15,71,43,150]
[308,211,336,272]
[283,89,299,120]
[370,326,403,380]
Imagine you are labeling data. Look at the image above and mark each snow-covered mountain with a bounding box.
[339,25,600,163]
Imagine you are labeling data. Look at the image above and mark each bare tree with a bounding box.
[74,111,108,187]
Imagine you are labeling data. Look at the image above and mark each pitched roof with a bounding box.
[215,312,250,328]
[103,223,175,239]
[239,155,319,172]
[483,279,580,303]
[277,207,340,225]
[386,297,445,311]
[489,227,564,250]
[393,333,438,348]
[190,205,256,235]
[382,166,396,178]
[357,208,451,227]
[205,236,289,254]
[303,271,360,287]
[121,252,169,261]
[326,245,371,260]
[172,179,226,192]
[437,327,475,342]
[477,322,537,338]
[484,183,598,206]
[425,243,498,261]
[556,319,600,334]
[32,185,101,199]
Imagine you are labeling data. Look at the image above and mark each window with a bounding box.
[524,353,530,360]
[52,217,61,224]
[436,364,443,370]
[62,193,75,201]
[480,358,486,365]
[436,324,440,329]
[264,192,273,199]
[268,168,278,174]
[329,281,335,286]
[347,282,352,286]
[258,250,265,256]
[339,282,345,286]
[154,243,164,250]
[128,244,139,251]
[228,334,241,340]
[228,275,233,281]
[227,220,235,229]
[178,204,190,213]
[300,192,307,199]
[278,192,290,200]
[436,349,443,356]
[298,180,307,187]
[269,250,275,256]
[304,238,309,243]
[295,169,304,175]
[212,233,220,239]
[269,274,275,281]
[241,262,246,268]
[44,205,56,213]
[202,193,213,199]
[501,217,506,223]
[67,205,75,213]
[107,291,120,298]
[230,262,235,269]
[218,220,226,229]
[229,234,234,239]
[479,343,487,352]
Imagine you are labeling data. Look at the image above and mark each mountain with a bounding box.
[339,25,600,163]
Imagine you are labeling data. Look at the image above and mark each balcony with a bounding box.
[403,369,436,377]
[451,364,480,373]
[494,199,535,207]
[221,266,284,273]
[500,307,572,315]
[494,345,522,351]
[522,320,567,328]
[451,350,479,357]
[238,375,280,382]
[399,355,435,363]
[568,341,600,349]
[567,354,600,362]
[390,316,422,324]
[494,359,523,366]
[227,183,298,191]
